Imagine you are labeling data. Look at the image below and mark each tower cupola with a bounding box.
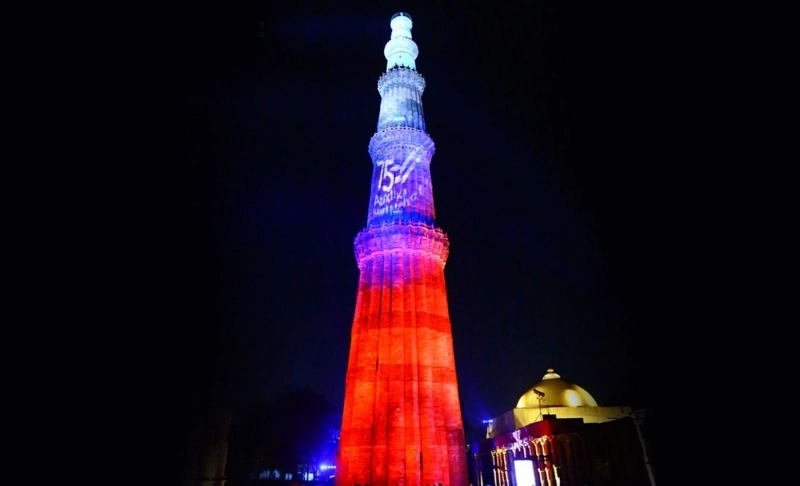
[384,12,418,70]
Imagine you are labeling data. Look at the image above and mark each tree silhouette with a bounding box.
[228,387,341,479]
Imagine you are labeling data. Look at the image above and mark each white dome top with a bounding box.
[384,12,418,71]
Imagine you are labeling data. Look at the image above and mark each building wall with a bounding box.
[489,406,632,438]
[472,416,652,486]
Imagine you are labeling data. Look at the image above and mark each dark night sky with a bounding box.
[134,0,681,467]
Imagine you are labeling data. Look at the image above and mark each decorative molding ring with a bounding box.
[368,127,435,161]
[378,67,426,95]
[355,222,449,268]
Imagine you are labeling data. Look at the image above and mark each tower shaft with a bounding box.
[336,13,467,486]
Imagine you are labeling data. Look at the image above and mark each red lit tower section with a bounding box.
[336,13,468,486]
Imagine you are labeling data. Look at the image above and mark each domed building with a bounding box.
[516,368,598,408]
[487,368,630,439]
[471,369,655,486]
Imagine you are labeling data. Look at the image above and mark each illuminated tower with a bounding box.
[336,13,468,486]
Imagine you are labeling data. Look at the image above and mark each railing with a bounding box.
[226,480,332,486]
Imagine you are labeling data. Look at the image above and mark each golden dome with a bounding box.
[516,368,599,408]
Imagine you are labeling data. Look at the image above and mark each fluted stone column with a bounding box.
[336,13,467,486]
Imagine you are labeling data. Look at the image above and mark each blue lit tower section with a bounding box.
[337,13,468,486]
[368,13,434,227]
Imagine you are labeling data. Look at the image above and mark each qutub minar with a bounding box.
[335,12,468,486]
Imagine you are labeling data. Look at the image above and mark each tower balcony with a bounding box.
[378,66,426,95]
[354,221,449,269]
[368,127,435,162]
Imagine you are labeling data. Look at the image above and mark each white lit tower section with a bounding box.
[369,12,434,227]
[384,12,419,71]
